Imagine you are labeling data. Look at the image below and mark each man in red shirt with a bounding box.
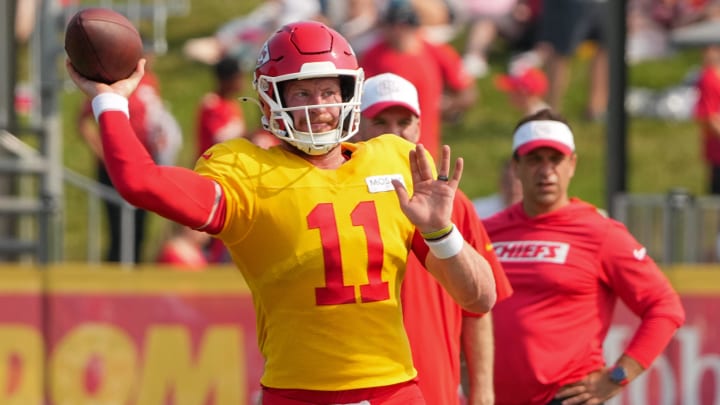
[358,73,513,405]
[694,44,720,194]
[494,66,550,117]
[196,56,247,158]
[484,109,686,405]
[359,0,476,159]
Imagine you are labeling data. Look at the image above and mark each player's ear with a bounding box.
[568,153,577,178]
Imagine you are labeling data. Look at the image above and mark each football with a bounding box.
[64,8,143,84]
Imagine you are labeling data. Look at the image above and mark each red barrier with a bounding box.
[0,265,717,405]
[0,265,264,405]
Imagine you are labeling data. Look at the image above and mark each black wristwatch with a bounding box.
[609,365,629,386]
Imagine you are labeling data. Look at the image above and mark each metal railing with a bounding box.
[613,190,720,265]
[1,0,187,264]
[0,130,137,265]
[62,168,137,265]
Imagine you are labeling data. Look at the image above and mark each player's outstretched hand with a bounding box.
[393,144,462,233]
[66,58,146,100]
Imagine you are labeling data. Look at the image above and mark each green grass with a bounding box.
[53,0,707,261]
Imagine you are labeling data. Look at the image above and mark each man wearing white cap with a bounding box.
[483,109,685,405]
[358,72,422,144]
[358,72,514,405]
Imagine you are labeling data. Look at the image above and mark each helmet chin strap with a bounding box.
[265,113,340,155]
[291,143,333,156]
[284,129,338,155]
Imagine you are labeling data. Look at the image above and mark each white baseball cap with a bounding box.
[512,120,575,156]
[361,73,420,118]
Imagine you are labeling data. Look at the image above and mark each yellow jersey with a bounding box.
[194,135,419,390]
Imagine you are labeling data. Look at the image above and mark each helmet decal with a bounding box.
[256,42,270,69]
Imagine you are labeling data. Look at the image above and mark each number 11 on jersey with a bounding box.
[309,201,391,305]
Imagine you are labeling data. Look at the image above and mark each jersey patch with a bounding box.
[493,240,570,263]
[365,174,405,193]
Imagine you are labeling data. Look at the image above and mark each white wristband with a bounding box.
[425,225,464,259]
[91,93,129,122]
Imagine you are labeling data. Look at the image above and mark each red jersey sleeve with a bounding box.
[411,229,429,263]
[98,110,225,233]
[599,221,685,367]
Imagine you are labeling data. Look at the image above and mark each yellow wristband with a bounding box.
[421,224,454,241]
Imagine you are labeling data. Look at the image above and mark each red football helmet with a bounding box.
[253,21,364,155]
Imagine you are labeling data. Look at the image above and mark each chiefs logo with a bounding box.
[493,241,570,263]
[256,43,270,68]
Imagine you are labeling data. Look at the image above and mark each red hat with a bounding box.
[494,67,548,96]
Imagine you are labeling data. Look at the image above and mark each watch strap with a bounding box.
[609,365,629,386]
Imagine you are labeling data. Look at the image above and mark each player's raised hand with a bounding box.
[66,58,146,100]
[393,144,463,233]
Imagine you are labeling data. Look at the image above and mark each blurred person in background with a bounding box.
[651,0,720,31]
[315,0,379,55]
[457,0,532,78]
[626,0,677,63]
[472,158,523,220]
[694,43,720,195]
[182,0,321,68]
[484,109,685,405]
[359,0,477,160]
[494,65,549,116]
[357,72,513,405]
[156,222,210,270]
[534,0,609,121]
[247,126,282,149]
[408,0,460,44]
[196,56,247,158]
[14,0,37,44]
